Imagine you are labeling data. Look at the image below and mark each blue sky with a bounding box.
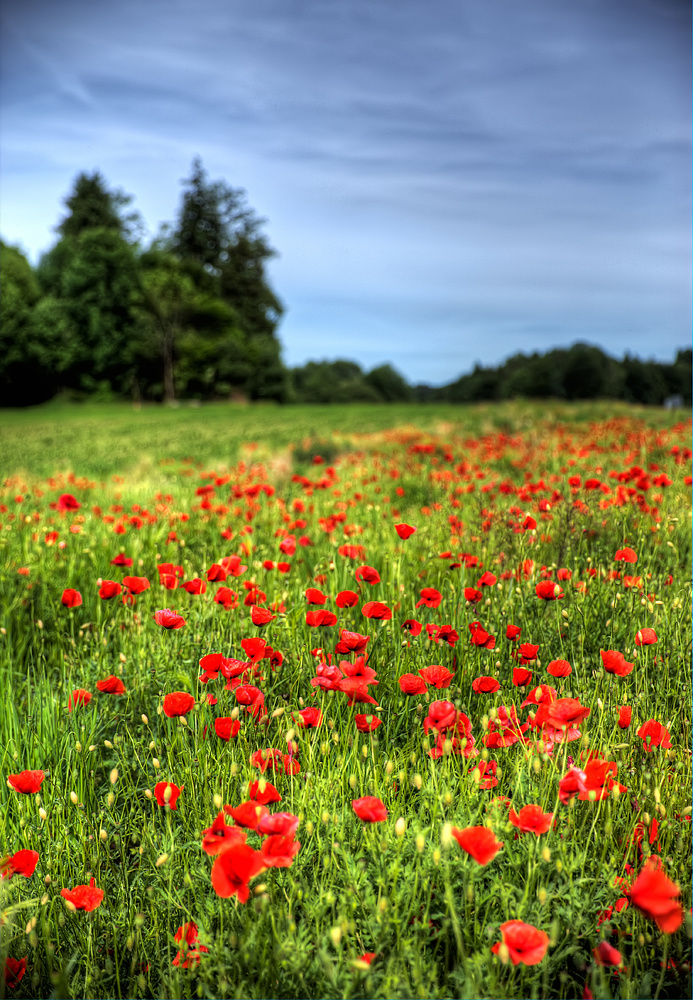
[1,0,689,384]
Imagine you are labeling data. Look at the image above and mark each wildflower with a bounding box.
[395,523,416,539]
[96,675,126,694]
[260,833,301,868]
[506,624,522,640]
[418,664,454,689]
[7,770,45,794]
[1,850,39,879]
[252,607,276,626]
[535,581,563,600]
[61,589,83,608]
[451,826,503,864]
[111,553,133,567]
[601,650,633,677]
[241,637,267,662]
[579,755,627,800]
[305,588,328,604]
[592,942,622,967]
[512,667,533,686]
[335,630,370,655]
[470,759,499,789]
[305,610,337,627]
[60,877,104,911]
[201,813,246,856]
[214,718,241,741]
[492,920,549,965]
[257,812,300,838]
[248,781,282,805]
[98,580,122,599]
[635,628,657,646]
[294,707,322,728]
[469,621,496,649]
[558,767,587,804]
[122,576,150,594]
[336,590,359,608]
[154,782,182,810]
[629,857,683,933]
[423,700,457,735]
[163,692,195,717]
[210,842,266,902]
[617,705,632,729]
[173,922,209,968]
[355,714,382,732]
[614,547,637,563]
[472,676,501,694]
[399,674,428,695]
[224,801,269,830]
[352,796,388,823]
[465,587,483,603]
[401,618,423,636]
[636,719,672,752]
[68,689,92,712]
[547,659,572,678]
[509,804,553,835]
[214,587,239,609]
[544,698,590,729]
[4,957,27,988]
[207,563,229,582]
[57,493,80,511]
[361,601,392,620]
[355,565,380,585]
[182,578,206,595]
[154,609,186,629]
[416,588,443,609]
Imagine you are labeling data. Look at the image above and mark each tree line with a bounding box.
[1,162,690,407]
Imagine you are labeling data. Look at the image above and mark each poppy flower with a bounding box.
[472,676,500,694]
[451,826,503,865]
[512,667,533,686]
[98,580,122,600]
[416,588,442,609]
[305,610,338,627]
[7,770,44,794]
[259,829,302,866]
[206,563,229,582]
[635,628,658,646]
[250,748,284,773]
[468,622,496,649]
[506,623,522,640]
[556,568,572,582]
[160,573,178,590]
[214,587,238,609]
[401,618,423,636]
[335,630,370,655]
[355,565,381,585]
[547,659,572,678]
[355,713,382,733]
[248,780,282,805]
[629,857,683,933]
[1,849,39,880]
[201,813,247,856]
[593,942,622,967]
[225,801,270,830]
[614,547,637,563]
[465,587,483,604]
[257,812,300,838]
[399,673,428,695]
[154,781,182,810]
[491,920,549,966]
[60,877,104,912]
[336,590,359,608]
[172,922,209,968]
[305,588,328,605]
[477,571,497,588]
[352,796,388,823]
[182,578,207,595]
[535,581,563,600]
[636,719,672,752]
[545,698,590,729]
[68,689,92,712]
[154,609,186,629]
[252,607,276,626]
[423,700,457,735]
[241,637,267,663]
[558,767,587,804]
[279,536,296,556]
[163,692,195,717]
[96,675,126,694]
[4,957,27,987]
[123,576,150,595]
[292,707,321,729]
[600,650,633,677]
[210,842,266,902]
[361,601,392,620]
[214,718,241,741]
[509,804,553,835]
[579,756,626,801]
[617,705,632,729]
[111,553,133,567]
[517,642,539,663]
[61,588,83,608]
[58,493,80,511]
[418,664,454,689]
[395,523,416,540]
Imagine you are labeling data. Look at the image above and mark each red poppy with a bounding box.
[154,609,186,629]
[293,707,322,729]
[305,588,328,604]
[182,578,207,595]
[250,748,283,773]
[355,565,381,585]
[491,920,549,966]
[214,718,241,741]
[352,796,388,823]
[248,780,282,805]
[593,942,622,967]
[201,813,246,856]
[636,719,672,752]
[629,857,683,933]
[335,630,370,655]
[361,601,392,620]
[279,535,296,556]
[336,590,359,608]
[154,781,182,810]
[512,667,533,686]
[517,642,539,663]
[123,576,150,594]
[260,833,301,868]
[305,610,338,627]
[355,713,382,733]
[98,580,122,599]
[506,624,522,640]
[214,587,238,609]
[172,922,209,968]
[508,804,553,835]
[225,801,270,830]
[160,573,178,590]
[556,568,572,581]
[252,607,276,626]
[210,842,266,902]
[111,553,133,567]
[206,563,229,582]
[614,547,637,563]
[423,700,457,735]
[579,756,627,801]
[399,673,428,695]
[241,637,267,662]
[416,588,442,609]
[545,698,590,729]
[257,812,300,838]
[472,676,500,694]
[395,523,416,539]
[418,664,454,689]
[468,621,496,649]
[61,877,104,912]
[7,770,44,794]
[68,689,92,712]
[477,571,497,588]
[464,587,483,604]
[451,826,503,865]
[58,493,81,511]
[61,588,83,608]
[617,705,632,729]
[4,957,27,988]
[547,659,572,678]
[96,675,126,694]
[163,692,195,717]
[635,627,657,646]
[558,767,587,805]
[535,581,563,600]
[401,618,423,636]
[600,650,633,677]
[1,849,39,880]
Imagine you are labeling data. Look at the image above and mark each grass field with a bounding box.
[0,400,691,1000]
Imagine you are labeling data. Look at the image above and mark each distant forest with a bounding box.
[1,162,690,407]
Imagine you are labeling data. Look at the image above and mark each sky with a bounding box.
[1,0,690,386]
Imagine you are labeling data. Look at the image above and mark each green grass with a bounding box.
[0,401,690,1000]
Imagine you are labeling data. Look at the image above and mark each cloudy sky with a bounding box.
[1,0,689,384]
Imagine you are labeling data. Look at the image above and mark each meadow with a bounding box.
[0,400,690,1000]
